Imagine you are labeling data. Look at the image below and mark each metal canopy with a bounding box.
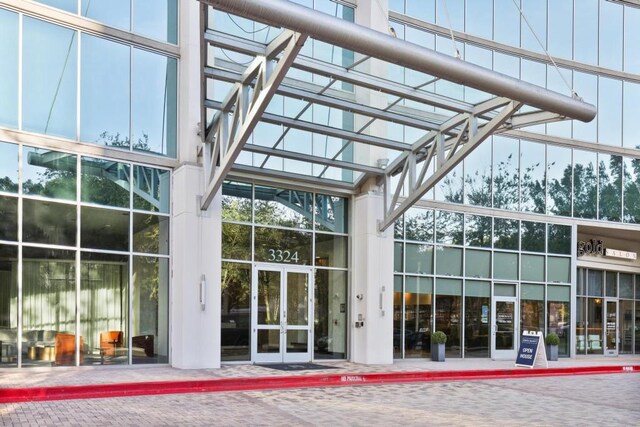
[199,0,597,231]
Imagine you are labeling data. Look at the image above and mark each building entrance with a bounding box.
[251,264,313,363]
[604,299,618,356]
[491,295,518,360]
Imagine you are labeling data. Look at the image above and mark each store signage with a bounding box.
[515,331,548,369]
[577,239,637,260]
[605,248,637,260]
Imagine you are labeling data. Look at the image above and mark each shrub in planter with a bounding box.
[431,331,447,362]
[545,332,559,361]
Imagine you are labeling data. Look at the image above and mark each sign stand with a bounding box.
[515,331,548,368]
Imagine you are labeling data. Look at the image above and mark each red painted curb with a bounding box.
[0,365,637,403]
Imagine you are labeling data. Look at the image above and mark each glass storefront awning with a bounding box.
[199,0,596,230]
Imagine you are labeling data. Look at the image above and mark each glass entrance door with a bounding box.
[492,296,518,359]
[252,265,312,363]
[604,299,618,356]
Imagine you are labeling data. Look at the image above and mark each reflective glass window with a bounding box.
[132,256,169,364]
[520,0,546,54]
[221,262,251,361]
[546,66,573,138]
[314,269,347,359]
[0,196,18,241]
[0,9,18,129]
[403,276,433,359]
[35,0,77,13]
[82,0,130,31]
[574,0,598,65]
[0,244,18,367]
[406,0,435,22]
[606,272,617,298]
[22,247,76,367]
[133,165,170,214]
[465,249,491,279]
[132,49,177,157]
[547,224,571,255]
[132,213,169,255]
[23,147,77,201]
[519,140,545,213]
[465,0,492,39]
[619,273,633,299]
[465,214,492,248]
[587,270,603,297]
[81,207,130,251]
[81,157,130,208]
[624,6,640,73]
[0,142,18,193]
[404,208,433,243]
[464,46,492,104]
[435,278,462,357]
[80,252,129,366]
[464,280,490,358]
[521,254,544,282]
[548,257,570,284]
[133,0,178,44]
[598,154,622,222]
[521,283,544,335]
[435,162,463,204]
[623,157,640,223]
[464,137,492,207]
[598,77,622,147]
[81,35,130,147]
[573,150,597,219]
[394,242,404,273]
[405,244,433,275]
[494,0,520,46]
[547,0,572,60]
[521,221,545,253]
[623,82,640,150]
[493,218,519,250]
[23,18,77,139]
[254,227,312,265]
[546,145,572,216]
[222,180,252,222]
[436,246,462,277]
[254,185,313,229]
[23,200,76,246]
[435,211,463,245]
[436,0,463,31]
[492,136,519,210]
[572,71,597,143]
[315,194,348,233]
[599,1,623,70]
[315,234,347,268]
[222,223,251,261]
[493,52,520,79]
[494,252,518,280]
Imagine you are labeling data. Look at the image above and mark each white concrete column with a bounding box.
[170,1,221,369]
[351,181,394,364]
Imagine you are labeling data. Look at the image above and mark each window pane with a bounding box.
[80,253,129,366]
[492,136,519,210]
[493,218,519,250]
[573,150,597,219]
[405,243,433,274]
[133,0,178,43]
[222,181,252,222]
[0,245,18,367]
[81,157,130,208]
[623,82,640,150]
[435,211,463,245]
[221,262,251,361]
[132,213,169,255]
[521,254,544,282]
[23,147,76,201]
[623,157,640,223]
[133,165,171,214]
[81,35,130,147]
[598,154,622,221]
[606,272,617,297]
[599,1,623,70]
[0,196,17,241]
[22,247,76,367]
[405,208,433,242]
[315,234,347,268]
[81,207,130,251]
[435,279,461,358]
[572,71,598,143]
[521,0,546,54]
[520,140,545,213]
[494,0,520,46]
[81,0,130,31]
[587,270,603,297]
[394,242,403,273]
[0,9,18,129]
[548,224,571,255]
[23,17,77,139]
[465,214,492,248]
[547,0,572,59]
[132,256,169,364]
[465,249,490,279]
[546,145,572,216]
[521,221,545,252]
[315,194,348,233]
[436,246,462,276]
[624,6,640,73]
[574,0,598,65]
[36,0,78,13]
[464,138,492,207]
[254,227,312,265]
[494,252,518,280]
[314,269,347,359]
[222,223,251,261]
[254,185,313,229]
[132,49,177,157]
[406,0,435,22]
[619,273,633,299]
[598,77,622,147]
[0,141,18,193]
[465,0,492,39]
[23,199,76,246]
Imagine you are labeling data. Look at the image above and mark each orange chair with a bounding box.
[55,333,84,365]
[100,331,124,359]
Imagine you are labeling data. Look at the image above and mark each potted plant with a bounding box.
[546,332,560,361]
[431,331,447,362]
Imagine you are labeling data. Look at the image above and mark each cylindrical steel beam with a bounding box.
[204,0,596,122]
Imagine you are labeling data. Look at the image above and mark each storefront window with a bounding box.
[547,285,570,357]
[464,280,490,358]
[521,283,544,335]
[314,269,347,359]
[0,245,18,367]
[435,278,462,358]
[404,276,433,358]
[221,262,251,361]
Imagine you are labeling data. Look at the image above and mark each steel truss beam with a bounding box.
[200,30,308,210]
[379,100,524,232]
